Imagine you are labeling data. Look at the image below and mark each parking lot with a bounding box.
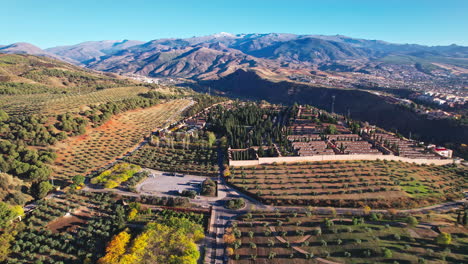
[136,170,209,196]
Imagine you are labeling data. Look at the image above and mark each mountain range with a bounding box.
[1,33,467,88]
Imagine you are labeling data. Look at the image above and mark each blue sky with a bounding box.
[1,0,467,48]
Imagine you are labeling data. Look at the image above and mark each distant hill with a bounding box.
[86,42,276,80]
[45,40,144,64]
[0,42,78,64]
[0,42,49,55]
[0,53,133,94]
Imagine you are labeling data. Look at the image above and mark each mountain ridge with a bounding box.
[45,40,144,64]
[2,33,467,87]
[0,42,79,64]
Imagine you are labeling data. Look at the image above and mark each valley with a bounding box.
[202,70,467,158]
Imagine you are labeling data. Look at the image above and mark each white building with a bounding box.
[433,147,453,158]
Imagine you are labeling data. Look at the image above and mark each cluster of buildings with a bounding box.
[231,105,454,163]
[125,73,161,84]
[410,91,467,107]
[288,107,449,159]
[288,61,467,92]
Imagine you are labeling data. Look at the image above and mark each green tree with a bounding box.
[33,181,54,199]
[383,248,393,258]
[28,165,52,182]
[0,110,9,122]
[325,125,337,135]
[72,175,85,185]
[206,132,216,147]
[201,178,216,196]
[0,202,23,227]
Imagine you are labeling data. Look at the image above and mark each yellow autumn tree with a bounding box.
[98,231,131,264]
[363,205,371,215]
[223,168,231,178]
[223,233,236,244]
[118,228,153,264]
[127,208,138,221]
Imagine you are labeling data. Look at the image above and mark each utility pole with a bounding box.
[332,95,335,114]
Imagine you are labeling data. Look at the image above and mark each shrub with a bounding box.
[181,190,197,199]
[383,248,393,258]
[226,198,245,210]
[201,178,216,196]
[435,232,451,245]
[406,216,418,226]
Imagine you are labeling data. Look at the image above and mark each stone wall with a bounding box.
[229,154,453,167]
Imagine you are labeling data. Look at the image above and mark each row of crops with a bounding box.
[125,144,219,176]
[53,99,192,179]
[226,211,467,264]
[227,161,466,208]
[6,193,126,264]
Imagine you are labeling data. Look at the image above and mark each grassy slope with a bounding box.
[0,53,133,91]
[0,54,163,116]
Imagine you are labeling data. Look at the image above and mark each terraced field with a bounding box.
[228,160,466,208]
[227,212,468,264]
[125,144,219,176]
[51,99,193,180]
[0,86,150,116]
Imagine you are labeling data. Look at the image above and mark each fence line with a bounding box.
[229,154,454,167]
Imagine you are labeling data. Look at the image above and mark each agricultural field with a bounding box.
[51,99,192,180]
[125,144,219,176]
[0,54,150,116]
[228,160,466,208]
[5,192,127,264]
[0,86,150,116]
[226,211,468,264]
[3,192,207,264]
